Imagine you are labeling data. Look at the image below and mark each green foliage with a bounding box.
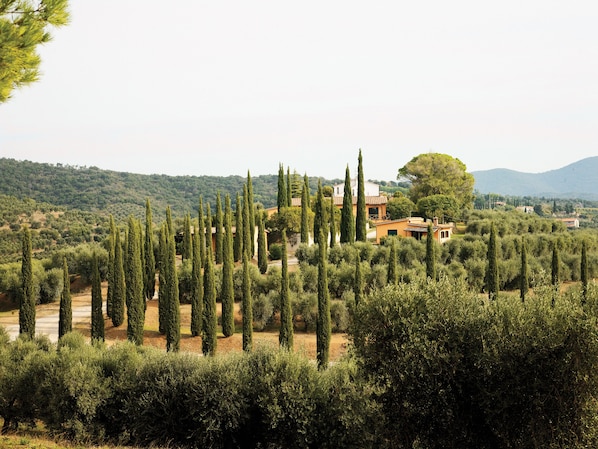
[340,165,355,243]
[520,237,529,301]
[0,0,70,102]
[386,195,415,219]
[279,230,293,348]
[426,222,436,280]
[399,152,475,211]
[220,194,234,337]
[202,240,217,356]
[351,277,598,449]
[214,193,223,264]
[165,213,180,352]
[355,150,367,242]
[90,253,104,342]
[111,228,125,327]
[387,238,397,285]
[191,230,203,336]
[19,226,35,338]
[257,211,268,274]
[486,222,499,300]
[126,217,144,345]
[277,163,287,212]
[417,193,459,222]
[58,257,71,338]
[143,200,156,301]
[242,253,253,352]
[233,193,242,262]
[300,178,311,244]
[317,231,331,369]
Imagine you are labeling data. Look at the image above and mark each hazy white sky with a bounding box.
[1,1,597,181]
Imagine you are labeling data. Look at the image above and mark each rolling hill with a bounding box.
[472,157,598,199]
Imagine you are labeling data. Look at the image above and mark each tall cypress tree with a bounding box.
[205,203,213,263]
[279,229,293,349]
[486,222,499,301]
[313,180,327,247]
[247,171,256,257]
[300,177,310,244]
[520,236,529,302]
[242,252,253,352]
[581,240,589,304]
[126,216,145,345]
[19,226,35,338]
[202,238,218,356]
[112,227,125,327]
[215,192,224,264]
[340,165,354,244]
[158,224,168,334]
[316,227,331,369]
[552,241,560,287]
[257,211,268,274]
[355,149,367,242]
[58,257,72,339]
[106,214,116,319]
[329,196,336,247]
[277,163,287,213]
[387,238,397,285]
[426,222,436,281]
[233,192,243,262]
[144,199,156,302]
[182,212,192,262]
[221,194,235,337]
[91,252,104,342]
[191,223,203,337]
[354,250,364,306]
[198,197,206,266]
[242,184,251,259]
[286,166,292,208]
[166,214,180,352]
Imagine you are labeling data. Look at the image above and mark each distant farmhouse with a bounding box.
[375,217,454,244]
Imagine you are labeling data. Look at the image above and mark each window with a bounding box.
[388,229,398,236]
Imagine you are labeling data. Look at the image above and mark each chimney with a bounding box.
[433,217,439,226]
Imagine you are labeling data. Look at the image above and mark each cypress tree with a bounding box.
[551,241,560,307]
[486,222,499,300]
[91,252,104,342]
[106,214,116,319]
[257,211,268,274]
[316,227,331,369]
[279,229,293,349]
[126,216,145,345]
[354,250,364,306]
[233,192,243,262]
[300,177,310,244]
[581,240,589,304]
[166,215,180,352]
[520,237,529,302]
[19,226,35,338]
[242,184,251,259]
[191,222,203,337]
[182,212,192,262]
[313,180,327,247]
[198,197,206,266]
[205,203,213,263]
[286,166,292,208]
[202,237,218,356]
[277,163,287,213]
[551,241,560,286]
[242,252,253,352]
[221,194,235,337]
[329,196,336,247]
[426,222,436,281]
[58,257,72,339]
[215,192,224,264]
[247,171,256,257]
[112,227,125,327]
[387,238,397,285]
[355,149,367,242]
[157,224,168,334]
[340,165,354,244]
[144,200,156,302]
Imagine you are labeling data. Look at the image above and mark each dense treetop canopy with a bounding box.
[0,0,69,102]
[398,153,475,210]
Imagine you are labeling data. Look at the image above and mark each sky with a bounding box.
[1,1,597,181]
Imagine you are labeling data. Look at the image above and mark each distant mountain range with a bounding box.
[472,157,598,200]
